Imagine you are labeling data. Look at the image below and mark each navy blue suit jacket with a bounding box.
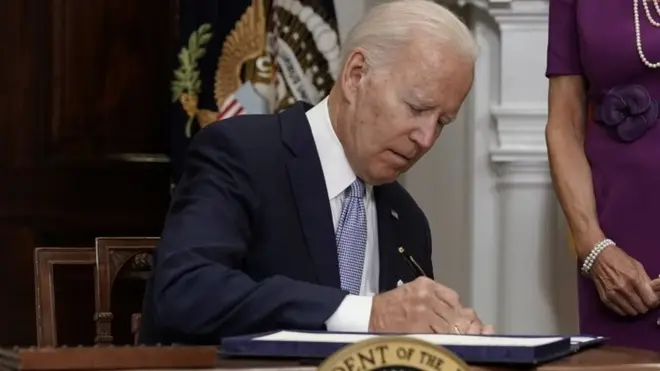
[139,102,434,345]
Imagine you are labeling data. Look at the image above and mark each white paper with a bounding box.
[570,336,603,344]
[253,331,573,347]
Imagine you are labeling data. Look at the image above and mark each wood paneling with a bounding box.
[50,0,172,162]
[0,0,176,346]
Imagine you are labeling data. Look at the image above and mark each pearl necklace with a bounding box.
[642,0,660,26]
[633,0,660,68]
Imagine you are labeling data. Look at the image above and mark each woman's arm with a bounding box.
[545,76,603,261]
[545,0,658,316]
[546,76,658,315]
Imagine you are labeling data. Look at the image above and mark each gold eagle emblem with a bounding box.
[190,0,274,128]
[171,0,340,136]
[214,0,271,111]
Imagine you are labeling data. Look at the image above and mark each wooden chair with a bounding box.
[93,237,158,345]
[34,247,96,347]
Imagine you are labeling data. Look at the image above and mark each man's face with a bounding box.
[336,36,474,185]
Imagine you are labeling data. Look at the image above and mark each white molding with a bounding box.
[491,104,548,150]
[489,2,549,30]
[494,19,548,32]
[490,106,550,185]
[484,0,550,170]
[456,0,549,13]
[494,161,551,186]
[490,148,547,164]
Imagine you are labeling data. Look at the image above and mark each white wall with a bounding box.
[333,0,578,335]
[334,0,385,44]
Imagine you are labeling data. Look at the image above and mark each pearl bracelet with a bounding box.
[580,238,615,276]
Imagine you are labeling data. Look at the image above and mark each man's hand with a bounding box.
[368,277,493,334]
[589,246,659,316]
[455,307,495,335]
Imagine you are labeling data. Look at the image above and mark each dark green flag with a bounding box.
[169,0,341,184]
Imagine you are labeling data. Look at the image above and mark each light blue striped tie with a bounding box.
[336,179,367,295]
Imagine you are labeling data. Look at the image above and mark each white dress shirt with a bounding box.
[306,97,378,332]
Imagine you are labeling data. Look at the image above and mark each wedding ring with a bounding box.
[453,325,462,334]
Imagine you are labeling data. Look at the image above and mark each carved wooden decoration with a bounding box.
[94,237,159,345]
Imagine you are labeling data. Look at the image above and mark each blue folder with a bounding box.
[219,330,605,365]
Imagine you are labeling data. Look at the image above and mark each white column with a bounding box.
[404,0,578,334]
[486,0,578,334]
[463,0,578,334]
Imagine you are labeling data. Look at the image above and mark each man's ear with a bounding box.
[340,48,368,104]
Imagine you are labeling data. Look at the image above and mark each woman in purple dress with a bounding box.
[545,0,660,350]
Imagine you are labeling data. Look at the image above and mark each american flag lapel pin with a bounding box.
[391,209,399,220]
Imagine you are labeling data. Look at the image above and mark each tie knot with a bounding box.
[346,179,365,199]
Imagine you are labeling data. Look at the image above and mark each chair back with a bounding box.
[34,247,95,346]
[94,237,159,345]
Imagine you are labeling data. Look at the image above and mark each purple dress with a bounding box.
[547,0,660,350]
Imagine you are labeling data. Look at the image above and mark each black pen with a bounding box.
[397,246,426,278]
[398,246,461,334]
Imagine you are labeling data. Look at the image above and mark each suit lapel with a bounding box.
[375,185,401,292]
[281,103,341,288]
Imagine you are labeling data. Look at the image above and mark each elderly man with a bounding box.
[140,0,490,345]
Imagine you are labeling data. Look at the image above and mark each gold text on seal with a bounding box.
[318,336,469,371]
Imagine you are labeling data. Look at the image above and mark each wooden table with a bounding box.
[533,346,660,371]
[216,346,660,371]
[1,345,660,371]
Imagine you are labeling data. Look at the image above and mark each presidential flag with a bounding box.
[169,0,341,185]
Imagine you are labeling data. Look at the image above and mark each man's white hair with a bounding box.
[340,0,478,71]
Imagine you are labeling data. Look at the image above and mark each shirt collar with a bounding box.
[306,97,371,200]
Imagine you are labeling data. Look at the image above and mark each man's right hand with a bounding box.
[368,277,493,334]
[589,245,659,316]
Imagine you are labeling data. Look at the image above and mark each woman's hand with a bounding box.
[589,245,659,316]
[650,275,660,295]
